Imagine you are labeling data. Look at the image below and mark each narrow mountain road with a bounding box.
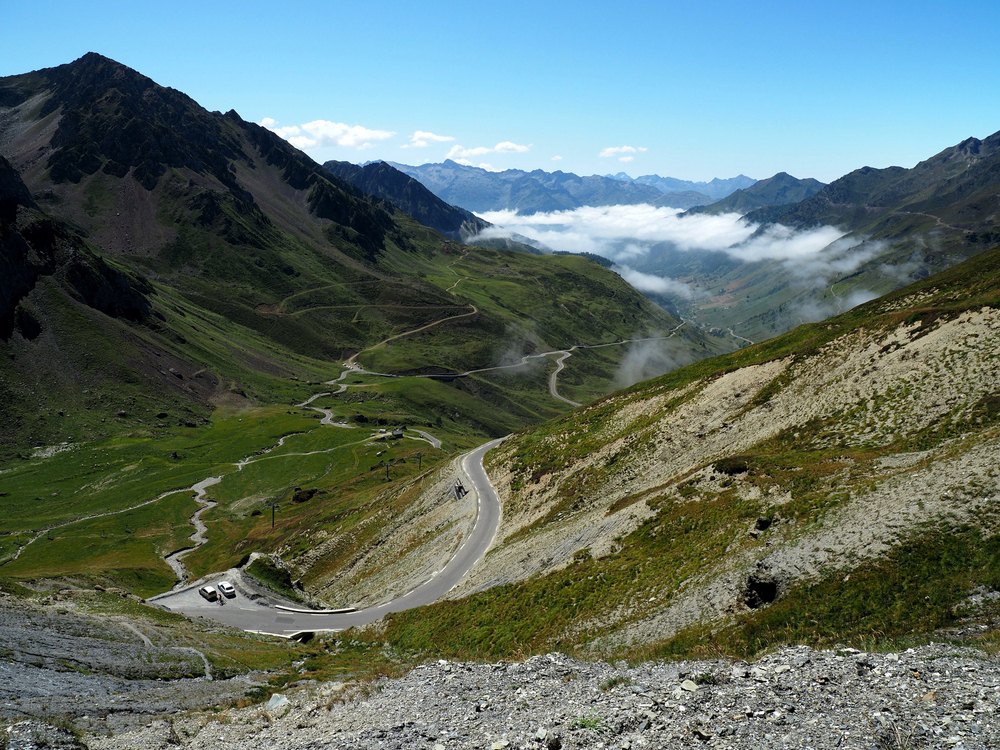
[163,477,222,587]
[411,429,443,449]
[548,352,581,406]
[336,254,687,407]
[441,324,689,400]
[345,305,479,367]
[445,249,471,292]
[150,437,507,636]
[1,473,230,566]
[727,327,754,346]
[889,209,972,234]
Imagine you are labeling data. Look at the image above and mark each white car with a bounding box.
[198,585,218,601]
[218,581,236,598]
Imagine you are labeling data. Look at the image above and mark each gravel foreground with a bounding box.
[65,643,999,750]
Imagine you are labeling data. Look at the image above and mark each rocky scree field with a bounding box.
[83,644,1000,750]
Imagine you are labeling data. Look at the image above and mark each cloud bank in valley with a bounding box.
[473,204,879,299]
[617,267,698,298]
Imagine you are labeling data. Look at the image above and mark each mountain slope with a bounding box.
[685,171,825,215]
[625,130,1000,343]
[0,53,728,455]
[323,159,488,241]
[382,241,1000,659]
[0,154,201,458]
[746,133,1000,235]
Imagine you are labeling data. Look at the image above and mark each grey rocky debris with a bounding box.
[2,719,86,749]
[0,596,268,735]
[86,643,1000,749]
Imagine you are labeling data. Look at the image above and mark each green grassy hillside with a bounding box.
[0,54,728,456]
[0,54,730,596]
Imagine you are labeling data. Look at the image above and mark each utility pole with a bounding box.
[379,459,391,481]
[268,500,280,528]
[415,451,423,471]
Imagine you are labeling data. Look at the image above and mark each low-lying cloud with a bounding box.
[473,204,881,298]
[613,335,696,389]
[476,205,763,256]
[790,288,881,326]
[617,266,698,298]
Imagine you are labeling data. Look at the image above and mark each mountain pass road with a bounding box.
[149,437,506,637]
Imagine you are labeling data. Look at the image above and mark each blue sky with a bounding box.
[3,0,1000,183]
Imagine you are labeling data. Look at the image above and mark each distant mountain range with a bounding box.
[652,190,716,210]
[387,160,667,214]
[324,160,544,253]
[745,134,1000,240]
[607,172,757,201]
[684,172,825,216]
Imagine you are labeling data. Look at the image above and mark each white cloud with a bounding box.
[613,336,696,389]
[600,145,648,158]
[619,156,634,162]
[475,205,756,255]
[403,130,455,148]
[552,155,563,161]
[471,204,865,298]
[260,118,302,139]
[446,141,531,160]
[261,118,395,151]
[617,266,697,298]
[494,141,530,153]
[452,159,499,171]
[447,145,493,159]
[791,288,880,324]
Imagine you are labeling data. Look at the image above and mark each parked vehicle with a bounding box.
[198,585,218,601]
[218,581,236,598]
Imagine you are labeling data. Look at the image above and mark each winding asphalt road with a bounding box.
[150,438,505,637]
